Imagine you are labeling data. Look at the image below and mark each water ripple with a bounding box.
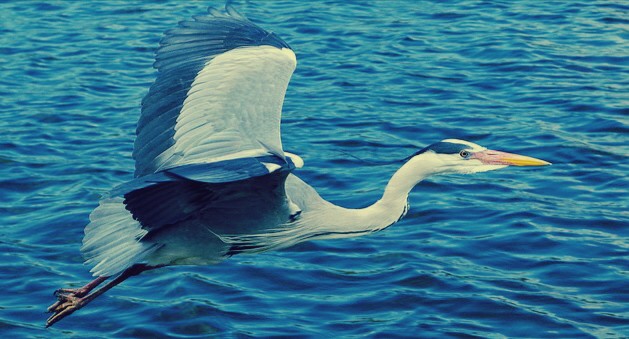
[1,0,627,337]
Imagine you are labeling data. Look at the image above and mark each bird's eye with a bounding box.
[459,150,470,158]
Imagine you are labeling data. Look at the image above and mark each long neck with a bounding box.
[229,155,437,252]
[315,154,436,238]
[378,155,434,210]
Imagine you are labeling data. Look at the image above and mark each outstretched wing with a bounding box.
[83,155,298,277]
[133,5,296,177]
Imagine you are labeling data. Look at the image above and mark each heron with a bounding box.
[46,5,550,327]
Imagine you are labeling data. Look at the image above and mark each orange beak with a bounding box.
[472,150,551,166]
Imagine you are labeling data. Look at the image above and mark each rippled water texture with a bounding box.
[1,1,627,337]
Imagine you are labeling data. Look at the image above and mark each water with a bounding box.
[1,1,627,337]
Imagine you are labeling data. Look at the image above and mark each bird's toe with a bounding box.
[46,296,84,327]
[54,287,86,298]
[46,300,63,313]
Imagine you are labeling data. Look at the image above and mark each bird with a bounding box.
[46,4,550,327]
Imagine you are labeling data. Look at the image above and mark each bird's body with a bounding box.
[47,5,550,327]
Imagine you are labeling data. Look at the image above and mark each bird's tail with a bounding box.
[82,196,159,277]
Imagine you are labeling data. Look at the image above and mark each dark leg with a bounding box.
[46,264,151,328]
[47,275,109,314]
[54,276,109,298]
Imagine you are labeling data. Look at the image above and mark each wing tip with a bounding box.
[281,47,297,67]
[284,152,304,169]
[205,2,248,21]
[224,2,248,21]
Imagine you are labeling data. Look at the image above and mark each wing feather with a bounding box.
[134,6,295,177]
[83,155,296,276]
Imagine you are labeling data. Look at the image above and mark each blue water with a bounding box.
[1,1,627,337]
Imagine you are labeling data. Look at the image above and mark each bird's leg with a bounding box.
[53,275,109,299]
[46,264,151,328]
[48,275,109,314]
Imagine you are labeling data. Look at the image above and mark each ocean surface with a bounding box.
[1,1,627,338]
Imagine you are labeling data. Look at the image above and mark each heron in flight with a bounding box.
[47,5,550,327]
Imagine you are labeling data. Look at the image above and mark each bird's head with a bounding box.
[409,139,551,175]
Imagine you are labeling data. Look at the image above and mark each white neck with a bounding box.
[378,154,435,209]
[221,153,440,252]
[312,153,438,239]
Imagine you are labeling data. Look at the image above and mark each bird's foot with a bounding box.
[53,287,89,298]
[46,290,87,327]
